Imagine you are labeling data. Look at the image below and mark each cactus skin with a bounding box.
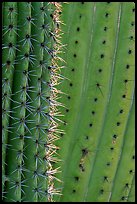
[110,96,135,202]
[2,2,18,199]
[128,175,135,202]
[2,2,135,202]
[2,2,63,202]
[53,2,135,202]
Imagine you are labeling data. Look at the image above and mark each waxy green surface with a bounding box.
[54,2,135,202]
[2,2,135,202]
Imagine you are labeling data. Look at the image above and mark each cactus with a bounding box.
[53,2,135,202]
[2,2,135,202]
[2,2,63,202]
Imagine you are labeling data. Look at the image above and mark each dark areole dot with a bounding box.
[21,101,25,106]
[110,147,114,151]
[4,78,9,83]
[92,111,95,115]
[125,183,129,188]
[98,68,102,72]
[60,133,64,137]
[128,49,132,54]
[8,42,13,48]
[117,122,120,126]
[79,14,82,18]
[19,134,24,140]
[72,68,75,72]
[124,79,128,83]
[35,139,39,144]
[131,21,134,26]
[74,54,77,58]
[104,176,108,181]
[42,24,45,29]
[119,109,124,114]
[27,16,31,21]
[102,40,106,44]
[105,13,109,17]
[39,60,43,65]
[100,189,104,194]
[121,196,125,201]
[70,83,73,87]
[132,155,135,159]
[122,94,126,98]
[129,169,133,174]
[75,40,78,44]
[89,123,92,127]
[132,8,135,12]
[40,42,45,47]
[24,53,29,58]
[126,64,130,69]
[50,14,53,18]
[9,7,14,12]
[68,96,71,99]
[72,189,76,193]
[104,26,107,31]
[77,27,80,32]
[48,66,51,70]
[106,162,110,166]
[40,6,45,11]
[85,136,89,140]
[81,2,84,4]
[130,36,134,40]
[74,176,79,181]
[94,98,98,102]
[66,109,69,112]
[6,60,11,65]
[100,54,104,58]
[56,21,60,28]
[9,24,13,29]
[64,121,67,125]
[4,92,8,97]
[26,34,30,39]
[113,134,117,139]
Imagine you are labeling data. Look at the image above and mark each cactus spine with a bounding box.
[2,2,63,202]
[53,2,135,202]
[2,2,135,202]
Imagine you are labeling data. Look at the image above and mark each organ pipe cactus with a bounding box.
[2,2,135,202]
[54,2,135,202]
[2,2,63,202]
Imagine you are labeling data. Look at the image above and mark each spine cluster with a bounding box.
[45,2,65,202]
[2,2,64,202]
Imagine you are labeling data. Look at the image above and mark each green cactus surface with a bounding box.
[2,2,135,203]
[53,2,135,202]
[2,2,63,202]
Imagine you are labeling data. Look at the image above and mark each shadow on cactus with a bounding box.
[2,2,135,202]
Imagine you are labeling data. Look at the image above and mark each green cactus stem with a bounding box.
[2,2,63,202]
[53,2,135,202]
[2,2,135,202]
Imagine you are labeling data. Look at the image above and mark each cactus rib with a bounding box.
[53,2,135,202]
[2,2,64,202]
[2,2,135,202]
